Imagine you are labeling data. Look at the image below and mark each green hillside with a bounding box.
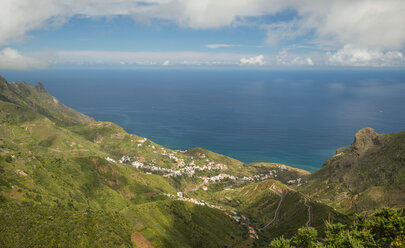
[0,78,248,247]
[1,76,404,247]
[0,77,311,247]
[0,76,93,125]
[188,179,348,246]
[299,127,405,214]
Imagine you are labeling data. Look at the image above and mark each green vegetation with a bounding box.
[268,208,405,248]
[1,76,404,247]
[124,200,245,247]
[0,201,133,248]
[0,77,93,125]
[0,78,249,247]
[299,128,405,214]
[191,180,348,246]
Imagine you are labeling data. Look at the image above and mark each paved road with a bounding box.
[303,196,313,227]
[261,187,285,230]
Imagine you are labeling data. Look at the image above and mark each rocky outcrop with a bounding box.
[35,82,47,93]
[351,127,381,155]
[0,76,8,89]
[301,127,405,213]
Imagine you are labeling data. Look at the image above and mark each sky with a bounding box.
[0,0,405,69]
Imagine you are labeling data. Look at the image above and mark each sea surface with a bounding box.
[2,69,405,172]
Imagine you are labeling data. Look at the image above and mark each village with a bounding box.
[105,150,266,239]
[106,144,286,184]
[107,153,283,184]
[104,140,295,240]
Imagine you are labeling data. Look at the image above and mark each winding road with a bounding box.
[260,187,285,230]
[303,196,313,227]
[260,187,313,231]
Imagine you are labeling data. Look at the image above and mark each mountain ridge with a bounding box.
[1,76,404,247]
[300,127,405,213]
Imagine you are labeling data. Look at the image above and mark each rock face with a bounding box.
[35,82,47,93]
[301,127,405,213]
[351,127,381,155]
[0,76,8,89]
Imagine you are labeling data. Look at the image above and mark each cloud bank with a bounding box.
[240,55,265,65]
[50,50,260,67]
[44,50,316,67]
[328,45,404,66]
[205,44,239,49]
[1,48,403,69]
[0,47,48,69]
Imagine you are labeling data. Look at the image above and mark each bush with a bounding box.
[269,236,293,248]
[5,155,13,163]
[268,208,405,248]
[293,227,318,248]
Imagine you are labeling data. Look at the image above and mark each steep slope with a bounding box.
[0,76,93,125]
[187,179,348,246]
[0,79,250,247]
[299,127,405,213]
[8,76,403,247]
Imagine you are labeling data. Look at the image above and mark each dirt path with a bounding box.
[11,128,16,139]
[47,148,90,153]
[131,232,154,248]
[184,182,205,193]
[303,196,313,227]
[260,187,285,230]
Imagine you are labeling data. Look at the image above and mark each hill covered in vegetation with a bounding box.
[1,75,404,247]
[299,127,405,214]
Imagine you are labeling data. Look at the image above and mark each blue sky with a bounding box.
[0,0,405,69]
[16,16,269,53]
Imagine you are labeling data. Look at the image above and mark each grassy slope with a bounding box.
[0,76,93,125]
[190,179,348,246]
[299,128,405,214]
[5,77,402,246]
[0,79,248,247]
[124,200,245,247]
[0,111,244,247]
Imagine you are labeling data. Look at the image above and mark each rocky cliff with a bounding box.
[300,128,405,213]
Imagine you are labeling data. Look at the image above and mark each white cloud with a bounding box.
[1,0,405,53]
[275,50,314,66]
[307,1,405,50]
[0,47,48,69]
[240,55,264,65]
[263,1,405,51]
[204,44,239,49]
[37,49,405,68]
[306,58,314,66]
[50,50,253,66]
[328,45,404,66]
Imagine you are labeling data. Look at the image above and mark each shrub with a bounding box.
[268,208,405,248]
[268,235,293,248]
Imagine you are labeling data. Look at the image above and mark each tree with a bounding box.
[268,208,405,248]
[293,227,319,248]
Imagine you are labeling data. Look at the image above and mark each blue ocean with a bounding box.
[2,69,405,172]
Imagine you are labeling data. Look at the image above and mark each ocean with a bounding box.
[2,69,405,172]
